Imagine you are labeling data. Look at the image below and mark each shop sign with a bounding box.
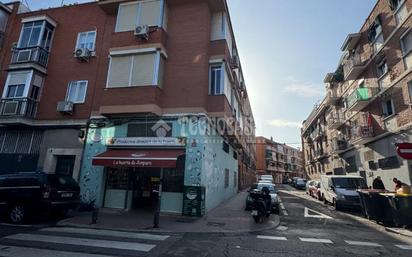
[106,137,187,147]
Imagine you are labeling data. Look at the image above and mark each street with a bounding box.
[1,185,411,257]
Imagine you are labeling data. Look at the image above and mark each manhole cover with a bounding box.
[207,222,226,227]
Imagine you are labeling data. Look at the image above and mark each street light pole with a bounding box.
[153,168,163,228]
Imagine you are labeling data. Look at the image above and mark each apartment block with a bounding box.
[0,0,256,216]
[256,136,304,183]
[302,0,412,188]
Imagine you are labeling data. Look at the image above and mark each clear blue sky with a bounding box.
[21,0,376,147]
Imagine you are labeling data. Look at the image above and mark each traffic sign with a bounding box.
[397,143,412,160]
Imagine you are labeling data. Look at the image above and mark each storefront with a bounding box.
[79,117,239,216]
[92,148,185,211]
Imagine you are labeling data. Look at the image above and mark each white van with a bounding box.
[320,175,367,210]
[259,175,274,184]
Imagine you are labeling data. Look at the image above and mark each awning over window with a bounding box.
[92,149,185,168]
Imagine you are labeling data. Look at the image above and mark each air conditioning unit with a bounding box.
[74,48,91,61]
[57,101,74,114]
[134,25,150,40]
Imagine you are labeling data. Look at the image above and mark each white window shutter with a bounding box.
[139,0,161,27]
[116,3,138,32]
[108,56,132,87]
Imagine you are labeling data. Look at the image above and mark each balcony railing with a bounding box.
[351,125,374,145]
[0,98,38,119]
[11,46,49,68]
[343,54,366,80]
[346,87,379,112]
[328,111,345,130]
[315,149,327,160]
[325,88,341,106]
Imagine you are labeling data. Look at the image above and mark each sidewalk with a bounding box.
[58,191,279,234]
[386,227,412,238]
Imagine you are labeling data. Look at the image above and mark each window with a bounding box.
[376,60,388,78]
[115,0,162,32]
[76,31,96,51]
[389,0,408,24]
[127,122,173,137]
[224,169,229,188]
[382,99,395,117]
[401,30,412,69]
[18,21,54,50]
[408,81,412,104]
[2,71,32,99]
[163,168,183,192]
[66,81,87,103]
[107,51,163,88]
[210,65,223,95]
[233,172,237,188]
[55,155,75,177]
[367,16,384,53]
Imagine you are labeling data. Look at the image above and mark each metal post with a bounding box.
[153,168,163,228]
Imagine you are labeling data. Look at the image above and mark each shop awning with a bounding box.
[92,149,185,168]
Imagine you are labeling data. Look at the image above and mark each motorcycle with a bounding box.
[250,187,272,223]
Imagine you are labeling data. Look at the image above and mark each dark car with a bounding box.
[0,172,80,224]
[295,178,307,190]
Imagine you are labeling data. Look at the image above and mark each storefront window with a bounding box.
[162,168,183,192]
[106,168,129,190]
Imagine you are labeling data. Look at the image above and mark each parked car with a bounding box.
[320,175,367,210]
[295,178,307,190]
[246,183,280,213]
[0,172,80,224]
[305,180,314,194]
[308,181,322,200]
[259,175,274,184]
[291,177,301,187]
[282,178,290,184]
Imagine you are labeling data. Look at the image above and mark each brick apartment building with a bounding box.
[301,0,412,188]
[256,136,304,184]
[0,0,256,216]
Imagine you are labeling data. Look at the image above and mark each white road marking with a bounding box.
[395,244,412,250]
[41,227,169,241]
[0,245,116,257]
[276,225,288,231]
[0,223,35,228]
[5,234,156,252]
[279,202,288,216]
[299,238,333,244]
[304,207,332,219]
[257,235,287,241]
[345,240,382,247]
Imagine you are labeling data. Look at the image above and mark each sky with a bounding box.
[19,0,377,148]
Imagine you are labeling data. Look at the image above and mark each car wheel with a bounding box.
[9,204,26,224]
[333,199,340,211]
[323,195,327,204]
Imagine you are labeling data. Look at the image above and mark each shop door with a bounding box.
[130,168,160,210]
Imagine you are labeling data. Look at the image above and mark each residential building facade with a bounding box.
[302,0,412,188]
[256,136,304,183]
[0,0,256,216]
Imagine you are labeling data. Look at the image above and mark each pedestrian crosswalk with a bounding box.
[0,227,171,257]
[256,235,412,250]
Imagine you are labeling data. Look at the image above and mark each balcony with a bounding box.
[343,54,366,81]
[310,127,325,141]
[332,138,348,154]
[325,90,341,106]
[327,111,345,130]
[315,149,328,160]
[0,98,38,120]
[351,125,374,145]
[346,87,379,112]
[11,46,49,70]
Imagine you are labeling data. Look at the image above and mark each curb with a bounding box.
[55,215,280,235]
[385,227,412,238]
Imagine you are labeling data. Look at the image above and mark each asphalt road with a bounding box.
[0,185,411,257]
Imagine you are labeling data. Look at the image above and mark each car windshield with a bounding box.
[257,184,276,193]
[332,178,367,189]
[297,179,306,184]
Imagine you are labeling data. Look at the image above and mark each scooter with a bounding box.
[250,188,271,223]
